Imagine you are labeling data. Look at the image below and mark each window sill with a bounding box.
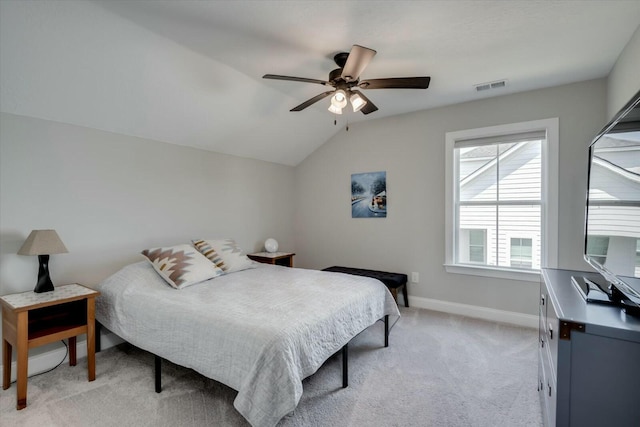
[444,264,541,282]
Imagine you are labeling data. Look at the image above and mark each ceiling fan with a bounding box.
[263,45,431,115]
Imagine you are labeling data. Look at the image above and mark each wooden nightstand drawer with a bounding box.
[248,252,295,267]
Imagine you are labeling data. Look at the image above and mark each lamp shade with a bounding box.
[264,238,279,253]
[350,92,367,112]
[331,90,348,109]
[18,230,68,255]
[328,104,343,114]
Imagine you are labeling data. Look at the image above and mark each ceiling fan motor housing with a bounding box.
[329,68,343,83]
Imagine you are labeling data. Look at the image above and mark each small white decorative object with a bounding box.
[264,238,278,253]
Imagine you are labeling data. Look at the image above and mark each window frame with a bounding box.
[444,118,559,282]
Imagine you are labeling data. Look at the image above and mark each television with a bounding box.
[581,88,640,316]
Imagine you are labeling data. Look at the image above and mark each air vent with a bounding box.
[474,79,507,92]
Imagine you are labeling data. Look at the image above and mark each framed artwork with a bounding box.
[351,171,387,218]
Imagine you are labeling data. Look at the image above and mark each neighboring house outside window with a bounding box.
[510,237,533,268]
[445,118,559,282]
[459,229,486,263]
[586,236,609,266]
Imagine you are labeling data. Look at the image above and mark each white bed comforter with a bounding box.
[95,261,399,427]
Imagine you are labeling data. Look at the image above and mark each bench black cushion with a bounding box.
[323,266,409,307]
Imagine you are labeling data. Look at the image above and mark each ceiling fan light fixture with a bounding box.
[331,90,348,109]
[350,92,367,112]
[328,104,343,114]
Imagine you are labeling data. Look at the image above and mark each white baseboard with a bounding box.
[0,332,123,383]
[406,295,538,329]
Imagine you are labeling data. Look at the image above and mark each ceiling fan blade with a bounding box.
[351,90,379,115]
[359,77,431,90]
[341,45,376,82]
[290,91,335,111]
[263,74,330,86]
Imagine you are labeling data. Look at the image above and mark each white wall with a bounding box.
[607,24,640,119]
[0,112,295,353]
[294,79,606,317]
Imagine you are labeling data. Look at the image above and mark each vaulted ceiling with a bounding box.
[1,1,639,166]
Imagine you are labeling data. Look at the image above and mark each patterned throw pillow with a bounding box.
[141,244,224,289]
[192,239,227,271]
[192,238,255,273]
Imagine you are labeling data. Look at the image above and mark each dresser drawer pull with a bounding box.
[540,294,545,306]
[540,337,544,348]
[548,383,552,397]
[548,324,553,340]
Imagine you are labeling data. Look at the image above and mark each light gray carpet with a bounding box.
[1,308,543,426]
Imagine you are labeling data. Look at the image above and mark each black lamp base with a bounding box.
[34,254,55,293]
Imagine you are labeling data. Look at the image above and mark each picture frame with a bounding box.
[351,171,387,218]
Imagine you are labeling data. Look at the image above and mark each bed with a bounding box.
[95,260,400,427]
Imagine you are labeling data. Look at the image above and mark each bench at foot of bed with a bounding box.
[322,266,409,307]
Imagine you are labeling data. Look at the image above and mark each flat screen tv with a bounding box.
[583,88,640,316]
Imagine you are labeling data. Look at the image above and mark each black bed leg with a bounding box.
[384,315,389,347]
[342,343,348,388]
[155,355,162,393]
[95,321,102,353]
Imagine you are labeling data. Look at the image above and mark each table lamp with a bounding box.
[264,238,279,253]
[18,229,68,293]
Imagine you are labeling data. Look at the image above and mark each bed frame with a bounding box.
[96,315,390,392]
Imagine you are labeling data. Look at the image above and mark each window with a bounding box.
[469,230,486,263]
[445,118,559,282]
[586,236,609,266]
[459,229,486,263]
[510,238,533,268]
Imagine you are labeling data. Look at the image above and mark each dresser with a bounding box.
[539,268,640,427]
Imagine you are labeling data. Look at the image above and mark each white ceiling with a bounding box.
[1,1,639,166]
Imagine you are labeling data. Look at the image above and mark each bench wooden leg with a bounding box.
[402,284,409,307]
[389,286,409,307]
[389,287,398,303]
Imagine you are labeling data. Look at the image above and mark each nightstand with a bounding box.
[248,252,295,267]
[1,284,100,410]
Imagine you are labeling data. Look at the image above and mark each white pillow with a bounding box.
[141,244,224,289]
[192,238,255,273]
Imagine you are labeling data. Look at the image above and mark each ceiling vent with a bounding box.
[474,79,507,92]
